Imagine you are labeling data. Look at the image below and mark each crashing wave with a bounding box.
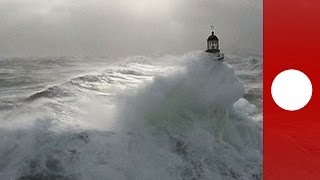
[27,86,75,101]
[0,52,261,180]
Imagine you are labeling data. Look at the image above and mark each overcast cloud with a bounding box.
[0,0,262,57]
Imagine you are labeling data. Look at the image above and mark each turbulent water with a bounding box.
[0,52,262,180]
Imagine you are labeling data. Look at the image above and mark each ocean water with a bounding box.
[0,52,262,180]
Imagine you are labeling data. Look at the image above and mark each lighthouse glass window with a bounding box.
[208,41,212,50]
[213,41,218,50]
[208,40,218,50]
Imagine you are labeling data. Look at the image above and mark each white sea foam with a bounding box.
[0,52,262,180]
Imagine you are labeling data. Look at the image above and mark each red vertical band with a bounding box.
[264,0,320,179]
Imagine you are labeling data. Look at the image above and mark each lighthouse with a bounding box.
[205,27,224,61]
[206,31,220,53]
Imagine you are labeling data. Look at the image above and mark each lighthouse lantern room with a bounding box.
[206,30,220,53]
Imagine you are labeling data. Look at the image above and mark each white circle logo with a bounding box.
[271,69,313,111]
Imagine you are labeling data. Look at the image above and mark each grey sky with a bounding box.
[0,0,262,57]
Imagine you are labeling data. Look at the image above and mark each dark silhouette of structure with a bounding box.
[205,27,224,61]
[206,30,220,53]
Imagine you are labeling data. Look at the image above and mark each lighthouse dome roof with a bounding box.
[207,31,219,41]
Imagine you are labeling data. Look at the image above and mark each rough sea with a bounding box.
[0,52,262,180]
